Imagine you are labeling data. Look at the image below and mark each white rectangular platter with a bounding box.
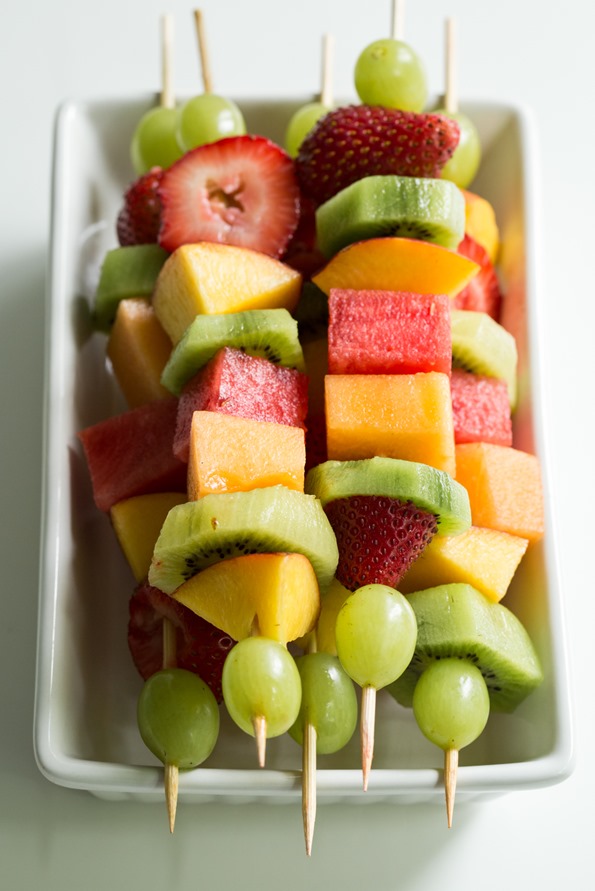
[34,95,574,805]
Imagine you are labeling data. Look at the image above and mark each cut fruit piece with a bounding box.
[450,368,512,446]
[173,347,308,463]
[161,308,305,396]
[387,583,543,712]
[127,582,235,703]
[454,235,502,320]
[451,309,518,409]
[462,189,500,263]
[94,244,169,332]
[187,412,305,499]
[399,525,529,603]
[107,298,173,408]
[157,135,301,257]
[78,398,187,513]
[171,552,320,643]
[328,289,451,376]
[313,237,479,298]
[148,486,339,595]
[325,372,456,476]
[455,443,545,542]
[152,242,303,344]
[316,175,465,258]
[111,492,187,582]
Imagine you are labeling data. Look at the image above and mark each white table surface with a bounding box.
[2,1,593,888]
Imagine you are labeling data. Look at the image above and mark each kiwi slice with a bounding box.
[451,309,518,409]
[305,457,471,535]
[387,583,543,712]
[148,486,339,595]
[94,244,169,332]
[315,175,465,258]
[161,308,306,395]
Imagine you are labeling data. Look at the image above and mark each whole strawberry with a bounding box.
[296,105,460,205]
[116,167,163,246]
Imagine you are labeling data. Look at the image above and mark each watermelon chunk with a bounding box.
[327,289,452,375]
[451,368,513,446]
[78,398,187,512]
[454,235,502,320]
[173,346,309,463]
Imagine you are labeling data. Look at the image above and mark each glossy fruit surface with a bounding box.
[289,653,357,754]
[176,93,246,152]
[354,38,427,112]
[131,106,183,175]
[412,658,490,750]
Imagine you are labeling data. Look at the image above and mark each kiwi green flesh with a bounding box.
[451,309,518,409]
[148,486,339,595]
[387,583,543,712]
[305,457,471,536]
[160,308,306,395]
[94,244,169,332]
[315,174,465,259]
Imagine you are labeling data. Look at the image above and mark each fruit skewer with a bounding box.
[161,619,179,832]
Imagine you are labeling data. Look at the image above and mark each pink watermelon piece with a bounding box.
[451,368,513,446]
[324,494,438,591]
[78,397,187,512]
[454,235,502,320]
[173,346,309,462]
[327,289,452,375]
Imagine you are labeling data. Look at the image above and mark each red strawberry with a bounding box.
[454,234,503,320]
[324,495,438,591]
[116,167,163,246]
[296,105,460,206]
[127,581,236,702]
[157,135,301,258]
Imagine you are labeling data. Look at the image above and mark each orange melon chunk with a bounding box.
[110,491,187,582]
[325,372,456,476]
[312,237,479,298]
[187,411,306,499]
[399,525,529,602]
[171,552,320,643]
[455,443,544,542]
[107,298,172,408]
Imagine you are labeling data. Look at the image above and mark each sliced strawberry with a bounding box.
[116,167,163,246]
[296,105,460,206]
[127,581,236,702]
[324,495,438,591]
[454,234,503,320]
[157,135,301,258]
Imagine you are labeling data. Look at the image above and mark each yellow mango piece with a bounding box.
[187,411,305,499]
[171,552,321,643]
[152,242,303,343]
[106,298,172,408]
[110,491,187,582]
[313,237,479,298]
[462,190,500,263]
[326,372,456,477]
[399,525,529,603]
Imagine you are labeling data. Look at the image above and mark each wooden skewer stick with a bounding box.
[360,684,376,791]
[194,9,213,94]
[319,33,335,108]
[301,633,318,857]
[444,747,459,828]
[162,617,179,833]
[444,17,458,115]
[391,0,405,41]
[253,715,267,768]
[160,14,175,109]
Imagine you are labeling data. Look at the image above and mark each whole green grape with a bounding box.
[137,668,220,768]
[412,658,490,751]
[222,637,302,738]
[130,106,183,175]
[354,38,427,112]
[335,584,417,690]
[176,94,246,153]
[289,653,358,754]
[285,102,330,158]
[437,110,481,189]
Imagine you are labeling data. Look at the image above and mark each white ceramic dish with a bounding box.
[35,96,574,805]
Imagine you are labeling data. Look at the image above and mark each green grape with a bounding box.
[412,658,490,751]
[176,94,246,153]
[335,584,417,690]
[289,653,358,754]
[284,102,330,158]
[437,110,482,189]
[222,637,302,738]
[354,38,427,113]
[130,106,183,175]
[137,668,220,768]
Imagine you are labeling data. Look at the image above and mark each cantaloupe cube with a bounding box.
[187,411,306,499]
[399,525,529,602]
[325,372,456,476]
[110,491,187,581]
[107,298,172,408]
[455,443,544,542]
